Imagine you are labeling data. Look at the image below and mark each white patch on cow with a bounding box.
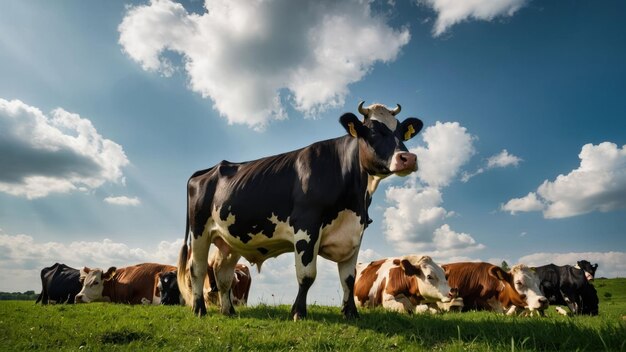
[555,306,569,316]
[367,175,382,195]
[319,210,363,263]
[510,264,547,311]
[209,209,297,267]
[367,104,398,131]
[415,304,439,315]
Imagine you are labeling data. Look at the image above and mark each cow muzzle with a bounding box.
[389,152,417,176]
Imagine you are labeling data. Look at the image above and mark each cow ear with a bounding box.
[339,113,368,138]
[489,266,510,281]
[80,267,91,275]
[400,259,421,276]
[398,118,423,141]
[103,267,117,281]
[593,264,598,269]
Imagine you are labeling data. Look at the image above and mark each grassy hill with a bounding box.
[1,278,624,351]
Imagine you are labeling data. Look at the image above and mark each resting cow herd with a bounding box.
[34,102,601,319]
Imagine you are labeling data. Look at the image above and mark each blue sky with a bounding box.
[1,0,625,305]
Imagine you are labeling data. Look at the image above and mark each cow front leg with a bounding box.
[337,252,359,319]
[291,226,321,321]
[191,231,210,317]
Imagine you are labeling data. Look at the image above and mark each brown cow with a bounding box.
[75,263,176,304]
[354,255,459,314]
[442,262,548,315]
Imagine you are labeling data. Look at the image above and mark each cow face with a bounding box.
[399,255,455,303]
[507,264,548,311]
[158,270,182,305]
[576,260,598,281]
[340,102,423,178]
[75,266,116,303]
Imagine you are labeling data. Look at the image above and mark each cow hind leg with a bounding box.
[291,228,321,321]
[211,249,240,316]
[337,253,359,319]
[191,231,211,317]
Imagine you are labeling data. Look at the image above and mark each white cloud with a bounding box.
[411,121,476,188]
[419,0,529,36]
[0,231,182,292]
[501,192,545,214]
[518,251,626,278]
[503,142,626,218]
[383,121,484,259]
[118,0,410,129]
[104,196,141,206]
[462,149,522,182]
[487,149,522,168]
[0,98,129,199]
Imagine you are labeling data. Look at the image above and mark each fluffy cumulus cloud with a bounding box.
[383,122,484,259]
[518,251,626,278]
[462,149,522,182]
[411,121,476,188]
[502,142,626,218]
[118,0,410,129]
[419,0,529,36]
[0,98,129,199]
[0,230,182,292]
[104,196,141,206]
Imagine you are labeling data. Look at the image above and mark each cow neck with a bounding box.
[102,272,118,302]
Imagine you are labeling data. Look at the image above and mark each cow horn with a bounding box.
[391,104,401,116]
[358,101,370,116]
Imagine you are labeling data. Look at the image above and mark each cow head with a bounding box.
[340,102,423,178]
[75,266,116,303]
[576,260,598,281]
[158,270,183,305]
[491,264,548,312]
[398,255,457,304]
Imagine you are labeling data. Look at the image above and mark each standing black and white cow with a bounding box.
[178,102,423,320]
[35,263,82,304]
[532,261,599,315]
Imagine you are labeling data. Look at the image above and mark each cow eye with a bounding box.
[427,275,434,280]
[93,281,99,286]
[515,280,522,286]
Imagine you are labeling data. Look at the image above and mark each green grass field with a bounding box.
[1,278,624,351]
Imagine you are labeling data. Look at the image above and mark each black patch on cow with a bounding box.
[291,276,315,319]
[341,274,359,319]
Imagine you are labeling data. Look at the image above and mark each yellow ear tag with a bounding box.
[404,124,415,141]
[348,122,358,138]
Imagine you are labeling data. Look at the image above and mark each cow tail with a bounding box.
[177,178,193,307]
[35,268,46,304]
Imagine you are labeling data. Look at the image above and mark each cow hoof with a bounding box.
[342,307,359,320]
[291,309,307,321]
[193,299,207,317]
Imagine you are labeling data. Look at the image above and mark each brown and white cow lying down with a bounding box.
[75,263,176,304]
[442,262,548,315]
[354,255,460,314]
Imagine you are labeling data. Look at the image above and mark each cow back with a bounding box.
[443,262,503,311]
